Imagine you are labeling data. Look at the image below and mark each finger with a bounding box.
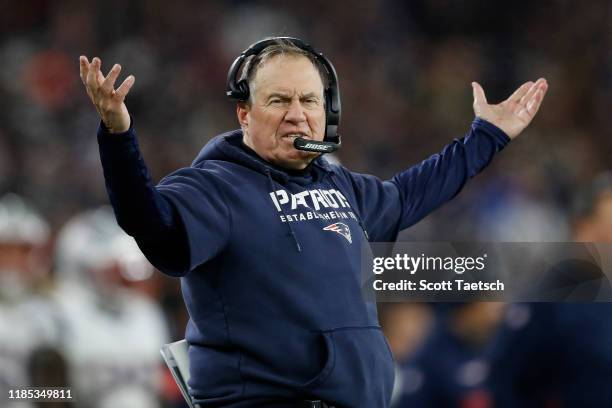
[86,57,101,92]
[535,77,548,93]
[519,78,546,106]
[96,66,105,85]
[114,75,135,100]
[472,82,487,107]
[507,81,533,103]
[526,83,548,116]
[79,56,90,84]
[101,64,122,93]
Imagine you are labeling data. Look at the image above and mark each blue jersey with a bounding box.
[395,311,497,408]
[490,302,612,407]
[395,304,561,408]
[555,304,612,405]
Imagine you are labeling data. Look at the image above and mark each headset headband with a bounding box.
[226,37,341,150]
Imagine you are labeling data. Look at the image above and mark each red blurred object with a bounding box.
[24,49,75,110]
[161,365,185,402]
[461,389,493,408]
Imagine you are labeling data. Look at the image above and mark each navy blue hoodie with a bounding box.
[97,117,509,407]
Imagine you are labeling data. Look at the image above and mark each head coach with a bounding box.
[78,37,547,407]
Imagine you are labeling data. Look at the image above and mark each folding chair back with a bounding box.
[160,339,195,408]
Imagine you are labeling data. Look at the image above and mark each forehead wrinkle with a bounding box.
[250,55,324,101]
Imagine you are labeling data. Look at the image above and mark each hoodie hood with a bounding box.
[191,129,336,185]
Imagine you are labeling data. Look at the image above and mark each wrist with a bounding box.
[473,117,511,145]
[101,116,133,135]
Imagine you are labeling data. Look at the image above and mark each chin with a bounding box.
[277,154,314,170]
[293,149,319,162]
[271,145,319,170]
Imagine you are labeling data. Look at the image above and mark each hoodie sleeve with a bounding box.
[97,120,230,276]
[156,167,232,273]
[344,118,510,241]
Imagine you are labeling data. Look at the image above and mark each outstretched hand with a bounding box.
[79,56,135,133]
[472,78,548,139]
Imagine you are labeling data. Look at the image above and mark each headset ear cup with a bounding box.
[237,80,250,101]
[324,88,339,144]
[324,89,331,139]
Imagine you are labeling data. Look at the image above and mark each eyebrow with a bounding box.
[265,92,321,100]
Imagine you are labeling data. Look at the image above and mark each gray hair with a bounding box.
[240,38,329,105]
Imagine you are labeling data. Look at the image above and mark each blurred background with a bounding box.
[0,0,610,407]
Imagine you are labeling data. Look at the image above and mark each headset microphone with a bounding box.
[293,137,339,153]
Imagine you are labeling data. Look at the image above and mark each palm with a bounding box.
[472,78,548,139]
[79,56,135,133]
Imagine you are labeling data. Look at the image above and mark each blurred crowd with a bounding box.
[0,0,610,407]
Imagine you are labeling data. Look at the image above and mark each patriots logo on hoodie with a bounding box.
[323,222,352,243]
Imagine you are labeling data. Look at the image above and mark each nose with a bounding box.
[283,97,306,124]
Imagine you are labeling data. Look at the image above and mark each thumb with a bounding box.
[472,81,487,108]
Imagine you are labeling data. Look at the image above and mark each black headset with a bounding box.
[226,37,341,153]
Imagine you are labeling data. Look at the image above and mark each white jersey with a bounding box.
[52,282,169,408]
[0,296,61,408]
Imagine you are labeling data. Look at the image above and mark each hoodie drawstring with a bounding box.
[265,169,302,252]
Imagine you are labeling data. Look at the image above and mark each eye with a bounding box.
[303,97,320,106]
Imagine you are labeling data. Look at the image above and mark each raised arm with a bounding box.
[345,79,549,239]
[394,78,549,229]
[79,56,189,275]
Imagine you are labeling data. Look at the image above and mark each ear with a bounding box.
[236,102,249,129]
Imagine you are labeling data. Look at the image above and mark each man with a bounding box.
[398,176,612,408]
[79,37,547,407]
[392,302,532,408]
[556,174,612,406]
[480,175,612,408]
[51,206,169,408]
[377,302,433,406]
[393,304,501,408]
[0,193,59,408]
